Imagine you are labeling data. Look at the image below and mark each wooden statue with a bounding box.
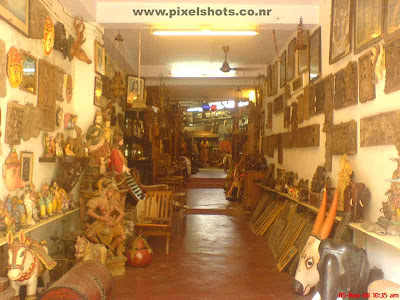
[43,16,54,56]
[75,236,106,264]
[7,47,23,88]
[337,154,353,212]
[70,18,92,65]
[6,230,56,300]
[86,110,110,166]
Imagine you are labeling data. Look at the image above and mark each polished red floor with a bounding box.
[112,187,309,300]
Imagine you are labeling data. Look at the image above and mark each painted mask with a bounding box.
[3,148,25,191]
[66,74,73,103]
[7,47,22,88]
[43,16,55,56]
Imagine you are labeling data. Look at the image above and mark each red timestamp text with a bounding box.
[338,292,400,298]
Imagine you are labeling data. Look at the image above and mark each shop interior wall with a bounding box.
[262,0,400,282]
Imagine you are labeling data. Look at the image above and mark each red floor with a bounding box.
[111,188,310,300]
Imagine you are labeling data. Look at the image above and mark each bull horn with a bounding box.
[311,189,327,236]
[319,189,338,240]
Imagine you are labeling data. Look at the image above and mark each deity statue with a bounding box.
[85,180,126,257]
[18,198,27,228]
[55,133,64,157]
[86,110,110,166]
[43,16,55,56]
[7,47,23,88]
[337,154,353,212]
[51,181,63,214]
[103,117,113,147]
[23,184,38,225]
[200,139,210,166]
[40,184,49,219]
[110,135,130,177]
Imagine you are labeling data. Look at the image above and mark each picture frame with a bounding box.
[384,0,400,42]
[280,50,286,88]
[298,30,309,74]
[354,0,384,54]
[309,27,322,83]
[127,75,145,104]
[19,50,37,95]
[94,41,105,76]
[271,61,278,96]
[94,77,103,107]
[20,151,33,184]
[329,0,353,64]
[287,38,296,82]
[0,0,30,36]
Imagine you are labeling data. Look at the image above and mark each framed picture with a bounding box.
[309,27,322,83]
[0,0,30,36]
[64,113,77,130]
[384,0,400,42]
[298,30,309,74]
[95,41,105,76]
[271,61,278,96]
[330,0,352,64]
[94,77,102,107]
[20,151,33,184]
[287,38,296,82]
[354,0,384,53]
[19,50,37,95]
[280,50,286,88]
[127,75,145,104]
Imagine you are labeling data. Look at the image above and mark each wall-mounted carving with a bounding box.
[262,136,268,155]
[358,50,377,102]
[325,131,333,172]
[38,59,57,132]
[314,79,326,115]
[295,124,320,147]
[0,40,6,97]
[308,84,316,117]
[384,40,400,94]
[303,86,310,121]
[284,106,291,129]
[70,18,92,65]
[102,76,113,99]
[291,102,298,132]
[66,74,73,103]
[292,76,303,92]
[271,61,278,96]
[297,94,304,124]
[323,75,334,132]
[7,47,23,88]
[21,104,42,141]
[334,61,358,109]
[55,67,65,102]
[29,0,48,39]
[283,132,293,149]
[277,133,283,164]
[285,84,291,100]
[54,22,71,59]
[273,95,285,114]
[5,101,24,145]
[330,120,358,155]
[267,135,275,158]
[360,111,400,147]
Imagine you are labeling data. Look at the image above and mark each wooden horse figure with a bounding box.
[75,235,107,264]
[6,231,57,300]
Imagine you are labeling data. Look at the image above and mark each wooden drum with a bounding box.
[40,261,113,300]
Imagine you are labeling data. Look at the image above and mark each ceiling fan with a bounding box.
[219,46,266,73]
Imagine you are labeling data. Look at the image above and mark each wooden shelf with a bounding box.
[257,183,342,222]
[0,208,79,247]
[349,223,400,251]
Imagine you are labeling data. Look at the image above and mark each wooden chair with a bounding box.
[134,191,174,254]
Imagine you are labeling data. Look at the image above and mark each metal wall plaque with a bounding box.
[273,94,285,114]
[292,76,303,92]
[295,124,320,147]
[359,50,377,102]
[334,61,358,109]
[360,111,400,147]
[308,84,316,117]
[331,120,358,155]
[384,40,400,94]
[5,101,24,145]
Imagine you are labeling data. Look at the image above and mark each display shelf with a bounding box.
[257,183,342,222]
[0,208,79,247]
[349,223,400,251]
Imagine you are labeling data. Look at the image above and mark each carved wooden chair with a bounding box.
[134,191,174,254]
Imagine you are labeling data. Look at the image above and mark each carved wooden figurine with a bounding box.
[75,235,107,264]
[6,230,56,300]
[70,18,92,65]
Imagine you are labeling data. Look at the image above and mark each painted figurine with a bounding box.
[64,142,75,156]
[110,135,130,176]
[7,46,23,88]
[39,184,49,219]
[18,198,27,228]
[51,181,61,214]
[24,186,36,226]
[86,110,110,166]
[337,155,353,212]
[43,16,55,56]
[55,133,64,157]
[45,186,54,217]
[58,188,68,212]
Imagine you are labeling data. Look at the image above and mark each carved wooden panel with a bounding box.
[267,103,273,129]
[297,94,304,124]
[384,40,400,94]
[291,102,298,132]
[325,131,333,171]
[358,50,376,102]
[283,132,293,149]
[272,61,278,96]
[303,86,310,121]
[5,102,24,145]
[284,106,291,129]
[323,75,334,132]
[292,76,303,92]
[308,84,316,117]
[314,79,325,114]
[262,136,268,155]
[330,120,357,155]
[22,104,43,141]
[334,61,358,109]
[29,0,48,39]
[285,84,291,100]
[38,59,57,132]
[0,40,5,97]
[273,95,285,114]
[277,133,283,164]
[295,124,320,147]
[267,135,275,158]
[55,67,65,102]
[360,111,400,147]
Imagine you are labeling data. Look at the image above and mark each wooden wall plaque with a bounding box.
[308,85,316,117]
[334,61,358,109]
[273,95,285,114]
[284,84,291,100]
[323,75,334,132]
[325,131,333,171]
[267,135,275,158]
[38,59,57,132]
[5,102,24,145]
[267,102,273,129]
[314,79,325,114]
[291,102,298,132]
[55,67,65,102]
[30,0,48,39]
[277,133,283,164]
[283,132,293,149]
[297,94,304,124]
[330,120,357,155]
[262,136,268,155]
[284,106,291,129]
[360,111,400,147]
[292,76,303,92]
[272,61,278,96]
[384,40,400,94]
[358,50,376,102]
[295,124,320,147]
[303,86,310,121]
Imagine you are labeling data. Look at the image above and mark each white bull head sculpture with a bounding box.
[292,189,338,296]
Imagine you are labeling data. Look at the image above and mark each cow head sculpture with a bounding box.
[292,189,338,296]
[317,239,370,300]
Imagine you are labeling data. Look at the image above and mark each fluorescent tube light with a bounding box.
[152,30,258,36]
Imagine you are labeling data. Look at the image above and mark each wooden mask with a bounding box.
[7,47,22,88]
[2,148,25,191]
[43,16,55,56]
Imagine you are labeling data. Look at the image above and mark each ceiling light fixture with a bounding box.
[152,29,258,36]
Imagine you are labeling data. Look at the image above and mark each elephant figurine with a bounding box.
[316,239,370,300]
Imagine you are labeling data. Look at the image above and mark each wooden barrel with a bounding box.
[40,261,113,300]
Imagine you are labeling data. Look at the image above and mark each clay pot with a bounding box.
[126,236,153,268]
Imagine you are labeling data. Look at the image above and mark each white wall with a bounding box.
[262,0,400,282]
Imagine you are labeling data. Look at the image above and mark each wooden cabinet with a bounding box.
[243,171,266,210]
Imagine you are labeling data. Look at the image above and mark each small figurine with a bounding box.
[5,194,13,214]
[11,198,20,229]
[75,235,107,264]
[311,166,326,193]
[103,117,113,146]
[55,133,64,157]
[17,197,27,228]
[51,181,60,214]
[64,142,75,156]
[24,185,36,225]
[58,188,68,212]
[39,184,49,219]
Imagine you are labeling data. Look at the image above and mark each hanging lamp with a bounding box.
[130,31,147,110]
